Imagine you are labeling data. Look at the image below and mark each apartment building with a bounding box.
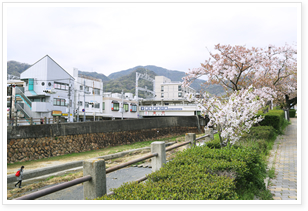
[18,55,75,121]
[154,76,196,100]
[73,68,104,121]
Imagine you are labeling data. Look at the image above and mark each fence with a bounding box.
[13,129,215,200]
[7,117,59,126]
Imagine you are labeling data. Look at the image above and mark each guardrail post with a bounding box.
[185,133,196,149]
[204,128,214,142]
[83,158,106,200]
[151,141,166,172]
[30,117,33,125]
[44,117,47,124]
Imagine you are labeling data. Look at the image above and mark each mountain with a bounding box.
[104,67,156,98]
[108,65,216,93]
[78,70,110,82]
[7,61,31,77]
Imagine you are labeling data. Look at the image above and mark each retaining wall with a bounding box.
[7,116,199,164]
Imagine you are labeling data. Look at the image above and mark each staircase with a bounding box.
[14,87,40,124]
[15,87,32,109]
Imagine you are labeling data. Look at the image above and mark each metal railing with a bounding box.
[13,131,216,200]
[14,176,92,200]
[7,117,56,126]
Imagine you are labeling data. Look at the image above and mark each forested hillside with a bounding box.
[7,61,31,77]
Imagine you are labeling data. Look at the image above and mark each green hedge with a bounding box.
[289,109,296,118]
[259,110,285,131]
[248,126,276,140]
[99,145,267,200]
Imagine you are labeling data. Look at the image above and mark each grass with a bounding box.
[7,134,186,170]
[268,167,276,179]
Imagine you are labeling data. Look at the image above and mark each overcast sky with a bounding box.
[5,2,299,78]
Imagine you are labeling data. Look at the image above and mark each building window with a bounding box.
[93,88,100,95]
[103,102,105,110]
[161,86,164,92]
[94,103,100,108]
[161,93,164,98]
[124,104,129,112]
[131,105,137,112]
[178,85,182,91]
[48,82,52,86]
[78,101,82,106]
[112,103,119,111]
[178,92,182,97]
[53,98,66,106]
[85,102,89,108]
[85,86,89,92]
[80,85,83,90]
[54,82,68,90]
[41,82,45,86]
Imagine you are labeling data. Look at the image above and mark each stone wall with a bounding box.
[7,116,200,163]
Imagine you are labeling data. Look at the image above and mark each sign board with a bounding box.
[51,110,62,116]
[82,109,85,112]
[62,113,68,116]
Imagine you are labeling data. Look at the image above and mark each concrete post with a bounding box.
[185,133,196,149]
[151,141,166,172]
[204,128,214,142]
[30,117,33,125]
[44,117,47,125]
[83,158,106,200]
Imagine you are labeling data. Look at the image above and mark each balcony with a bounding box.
[31,102,52,112]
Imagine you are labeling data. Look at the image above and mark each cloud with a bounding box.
[6,3,298,77]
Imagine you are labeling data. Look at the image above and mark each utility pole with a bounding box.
[77,92,80,122]
[121,89,124,120]
[68,84,71,122]
[84,80,86,122]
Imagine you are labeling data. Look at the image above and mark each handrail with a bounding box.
[196,134,210,141]
[13,175,92,200]
[165,140,191,152]
[106,153,158,174]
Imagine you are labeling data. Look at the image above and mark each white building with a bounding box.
[139,75,200,117]
[154,76,196,100]
[73,68,104,121]
[19,55,75,122]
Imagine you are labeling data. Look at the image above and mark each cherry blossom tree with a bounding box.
[186,86,274,147]
[182,43,297,146]
[182,43,297,108]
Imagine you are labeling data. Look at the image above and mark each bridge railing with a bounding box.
[14,129,216,200]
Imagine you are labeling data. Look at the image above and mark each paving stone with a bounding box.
[267,118,297,201]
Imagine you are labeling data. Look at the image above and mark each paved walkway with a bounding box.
[268,118,297,200]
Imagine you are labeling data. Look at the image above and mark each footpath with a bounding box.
[267,118,297,200]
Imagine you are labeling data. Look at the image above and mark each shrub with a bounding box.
[205,138,221,149]
[259,110,285,131]
[248,126,276,140]
[289,109,296,118]
[99,145,267,200]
